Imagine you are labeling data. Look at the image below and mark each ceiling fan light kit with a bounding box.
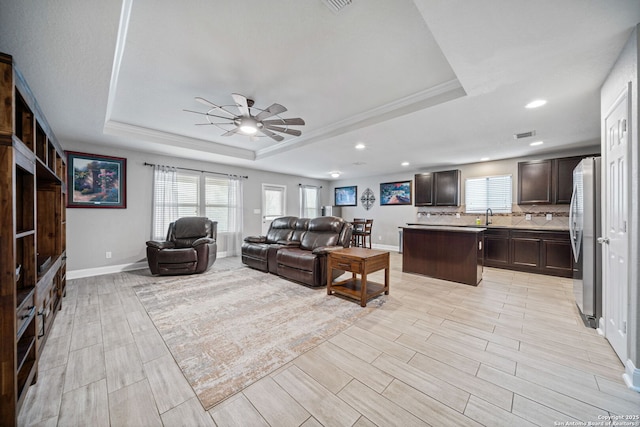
[186,93,305,142]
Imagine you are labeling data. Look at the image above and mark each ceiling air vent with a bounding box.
[321,0,353,13]
[513,130,536,140]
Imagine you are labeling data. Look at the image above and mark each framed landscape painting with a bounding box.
[334,186,357,206]
[66,151,127,208]
[380,180,412,205]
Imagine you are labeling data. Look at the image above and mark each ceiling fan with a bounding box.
[184,93,305,142]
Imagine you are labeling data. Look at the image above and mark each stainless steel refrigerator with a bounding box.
[321,205,341,217]
[569,157,602,328]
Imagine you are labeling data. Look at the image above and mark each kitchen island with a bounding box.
[402,225,485,285]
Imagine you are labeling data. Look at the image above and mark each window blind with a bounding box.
[465,175,512,213]
[300,185,320,218]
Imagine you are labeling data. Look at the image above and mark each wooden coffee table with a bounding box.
[327,247,390,307]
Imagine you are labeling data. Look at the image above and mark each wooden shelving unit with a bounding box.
[1,52,67,427]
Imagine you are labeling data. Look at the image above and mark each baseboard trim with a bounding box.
[623,359,640,393]
[67,248,397,281]
[68,261,149,280]
[371,243,400,252]
[68,252,233,280]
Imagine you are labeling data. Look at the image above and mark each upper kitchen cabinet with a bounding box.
[414,172,433,206]
[518,156,587,205]
[553,156,582,204]
[518,159,552,204]
[414,170,460,207]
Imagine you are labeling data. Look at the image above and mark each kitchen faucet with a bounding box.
[485,208,493,226]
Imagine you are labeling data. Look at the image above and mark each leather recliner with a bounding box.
[146,217,217,275]
[276,216,352,287]
[242,216,352,287]
[241,216,299,272]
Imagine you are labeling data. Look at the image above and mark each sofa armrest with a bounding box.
[244,236,266,243]
[277,240,301,247]
[312,245,343,255]
[193,237,215,247]
[146,240,175,250]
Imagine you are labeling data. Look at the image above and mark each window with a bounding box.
[465,175,512,213]
[300,185,320,218]
[152,168,243,256]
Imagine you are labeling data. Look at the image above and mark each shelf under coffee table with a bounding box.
[327,247,390,307]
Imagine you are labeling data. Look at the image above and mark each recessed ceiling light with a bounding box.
[401,161,409,166]
[525,99,547,109]
[530,141,544,146]
[480,157,490,161]
[330,171,341,178]
[355,143,365,150]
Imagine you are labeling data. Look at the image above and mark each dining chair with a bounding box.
[351,218,365,247]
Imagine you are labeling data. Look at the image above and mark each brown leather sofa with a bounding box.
[146,217,217,275]
[241,216,352,287]
[241,216,299,273]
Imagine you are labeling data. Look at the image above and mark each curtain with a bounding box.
[215,176,243,257]
[151,165,178,240]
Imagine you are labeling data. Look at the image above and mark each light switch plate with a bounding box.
[253,209,261,214]
[546,213,553,220]
[525,214,532,221]
[426,213,431,218]
[456,213,460,218]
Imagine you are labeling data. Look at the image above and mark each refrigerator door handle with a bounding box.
[569,184,579,262]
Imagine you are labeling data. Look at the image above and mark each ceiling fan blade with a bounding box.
[231,93,250,117]
[195,122,233,126]
[258,128,284,142]
[221,128,241,137]
[255,103,287,121]
[262,118,305,126]
[195,97,236,117]
[183,109,235,121]
[263,124,302,136]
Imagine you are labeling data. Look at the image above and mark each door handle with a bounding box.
[597,237,610,244]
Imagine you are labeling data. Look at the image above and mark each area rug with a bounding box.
[133,263,384,410]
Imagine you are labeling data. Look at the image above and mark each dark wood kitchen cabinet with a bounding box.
[414,172,433,206]
[517,155,589,205]
[414,169,460,206]
[483,228,572,277]
[517,159,553,204]
[483,228,510,267]
[553,156,582,204]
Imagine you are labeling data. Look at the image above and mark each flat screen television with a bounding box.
[334,186,357,206]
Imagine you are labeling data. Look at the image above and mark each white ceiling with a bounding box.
[1,0,639,180]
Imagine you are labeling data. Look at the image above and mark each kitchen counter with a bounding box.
[401,226,484,286]
[406,223,569,232]
[403,224,486,233]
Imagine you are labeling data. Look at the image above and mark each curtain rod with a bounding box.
[144,162,248,179]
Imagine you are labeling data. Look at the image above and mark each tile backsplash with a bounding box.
[415,204,569,230]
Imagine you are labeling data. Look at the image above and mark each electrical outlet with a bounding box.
[426,213,431,218]
[378,236,382,240]
[456,213,460,218]
[546,213,552,221]
[253,209,261,214]
[525,214,532,221]
[106,251,112,259]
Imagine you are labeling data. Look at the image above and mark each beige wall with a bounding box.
[64,141,329,272]
[332,145,599,248]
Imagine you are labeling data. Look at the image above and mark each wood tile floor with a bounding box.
[18,254,639,426]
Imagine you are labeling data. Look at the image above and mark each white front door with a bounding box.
[261,184,286,235]
[602,84,630,362]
